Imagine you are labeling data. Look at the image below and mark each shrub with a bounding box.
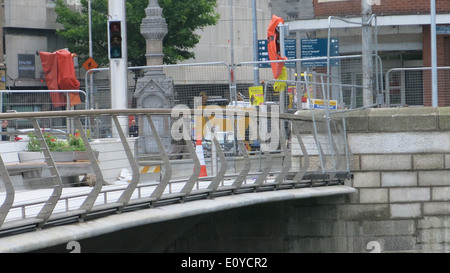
[27,131,85,152]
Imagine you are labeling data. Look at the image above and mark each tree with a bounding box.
[54,0,219,66]
[161,0,220,64]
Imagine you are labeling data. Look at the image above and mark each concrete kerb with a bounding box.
[295,107,450,133]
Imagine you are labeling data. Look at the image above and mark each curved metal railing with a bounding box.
[0,108,351,236]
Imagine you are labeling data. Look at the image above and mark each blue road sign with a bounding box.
[437,25,450,34]
[258,40,270,68]
[301,38,339,67]
[258,39,297,69]
[284,39,297,69]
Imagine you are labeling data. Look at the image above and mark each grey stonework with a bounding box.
[134,0,175,154]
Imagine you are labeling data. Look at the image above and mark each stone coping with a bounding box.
[294,107,450,132]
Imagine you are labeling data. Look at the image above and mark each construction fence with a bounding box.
[83,55,381,113]
[385,66,450,107]
[0,57,448,140]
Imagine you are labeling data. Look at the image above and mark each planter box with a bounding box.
[52,151,75,162]
[18,152,45,163]
[74,151,100,162]
[18,151,99,163]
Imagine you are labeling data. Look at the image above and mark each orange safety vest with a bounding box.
[267,15,287,79]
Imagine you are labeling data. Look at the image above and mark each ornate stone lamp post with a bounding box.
[134,0,175,153]
[140,0,168,73]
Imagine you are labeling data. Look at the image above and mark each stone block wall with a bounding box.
[276,107,450,252]
[343,107,450,252]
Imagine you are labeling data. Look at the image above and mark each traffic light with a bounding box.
[108,21,123,59]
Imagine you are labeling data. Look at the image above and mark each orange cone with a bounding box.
[195,139,208,177]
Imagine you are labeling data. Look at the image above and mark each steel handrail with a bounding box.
[0,108,351,236]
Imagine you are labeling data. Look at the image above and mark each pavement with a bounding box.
[0,176,244,222]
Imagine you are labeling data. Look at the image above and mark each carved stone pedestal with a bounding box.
[134,0,175,154]
[135,76,174,154]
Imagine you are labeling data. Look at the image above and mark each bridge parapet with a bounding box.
[0,108,352,243]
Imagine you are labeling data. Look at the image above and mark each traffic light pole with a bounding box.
[108,0,128,136]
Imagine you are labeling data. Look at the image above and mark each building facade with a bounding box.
[287,0,450,106]
[3,0,70,90]
[182,0,273,64]
[187,0,314,64]
[1,0,449,107]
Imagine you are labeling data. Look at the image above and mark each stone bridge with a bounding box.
[1,107,449,253]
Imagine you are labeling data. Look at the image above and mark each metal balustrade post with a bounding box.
[204,116,227,195]
[32,119,63,228]
[180,124,201,197]
[207,137,227,195]
[231,140,251,190]
[113,115,140,208]
[304,73,327,173]
[291,121,310,183]
[0,154,14,228]
[274,119,291,186]
[253,151,272,189]
[74,118,105,216]
[146,114,172,200]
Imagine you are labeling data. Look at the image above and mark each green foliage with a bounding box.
[161,0,220,64]
[27,133,43,152]
[27,131,85,152]
[54,0,220,66]
[68,131,85,151]
[55,0,109,65]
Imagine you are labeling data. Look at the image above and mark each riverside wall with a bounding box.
[342,107,450,252]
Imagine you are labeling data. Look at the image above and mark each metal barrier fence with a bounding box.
[83,55,382,119]
[84,63,233,108]
[0,90,87,132]
[0,108,351,236]
[385,66,450,107]
[235,55,383,113]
